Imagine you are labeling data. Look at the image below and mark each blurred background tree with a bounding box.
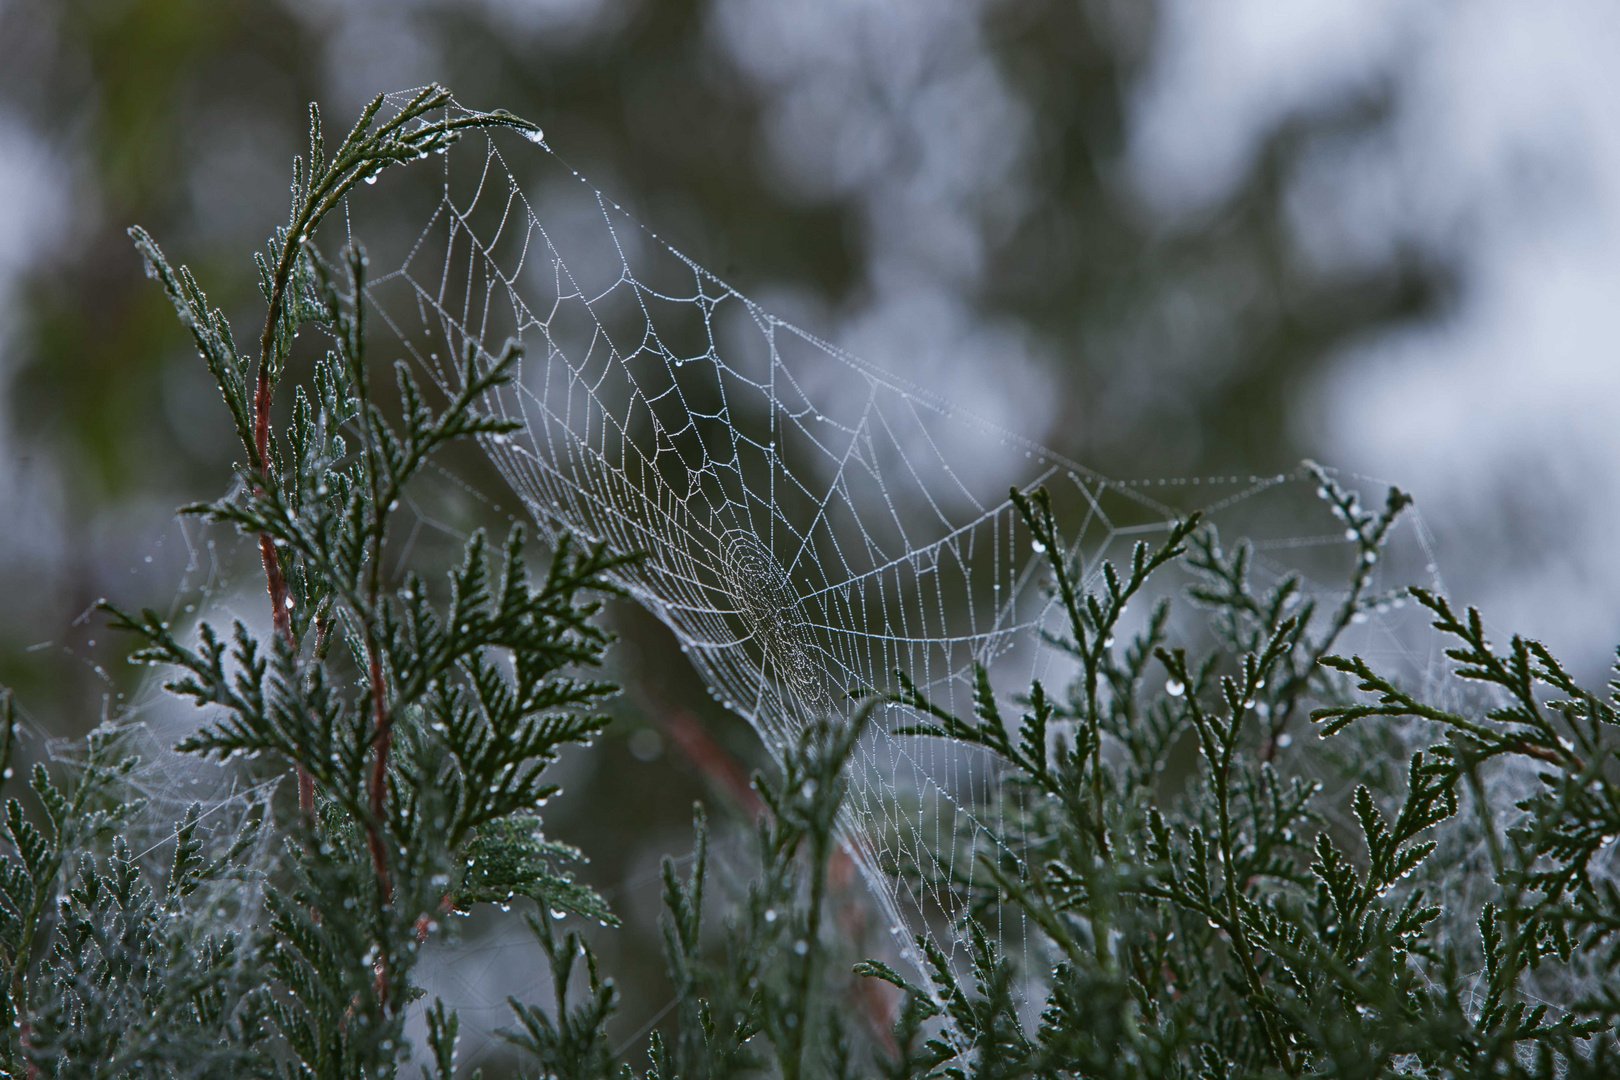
[2,0,1615,1073]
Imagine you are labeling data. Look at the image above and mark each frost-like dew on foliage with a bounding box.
[345,92,1444,1006]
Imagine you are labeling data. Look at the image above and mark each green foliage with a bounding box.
[6,86,1620,1080]
[491,704,891,1080]
[863,467,1620,1078]
[0,89,628,1078]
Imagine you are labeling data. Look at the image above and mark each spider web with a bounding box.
[347,93,1447,1013]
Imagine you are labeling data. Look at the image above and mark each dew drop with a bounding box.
[1165,679,1185,698]
[1030,539,1047,554]
[1276,733,1293,749]
[1344,528,1358,541]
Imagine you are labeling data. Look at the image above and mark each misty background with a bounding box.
[1,0,1616,1071]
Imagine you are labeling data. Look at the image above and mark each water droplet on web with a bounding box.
[1165,679,1185,697]
[143,555,153,564]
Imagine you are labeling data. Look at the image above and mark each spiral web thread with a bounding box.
[354,94,1443,1013]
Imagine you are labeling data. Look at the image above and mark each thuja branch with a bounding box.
[1314,587,1584,770]
[129,86,539,817]
[872,468,1620,1075]
[114,89,641,1070]
[1010,484,1200,798]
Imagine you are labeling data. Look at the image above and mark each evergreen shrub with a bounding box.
[3,88,1617,1080]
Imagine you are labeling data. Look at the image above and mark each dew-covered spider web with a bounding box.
[339,93,1449,1019]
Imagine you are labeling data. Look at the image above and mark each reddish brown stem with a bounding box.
[366,647,393,903]
[18,1019,39,1080]
[659,707,762,818]
[253,370,316,818]
[365,644,394,1003]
